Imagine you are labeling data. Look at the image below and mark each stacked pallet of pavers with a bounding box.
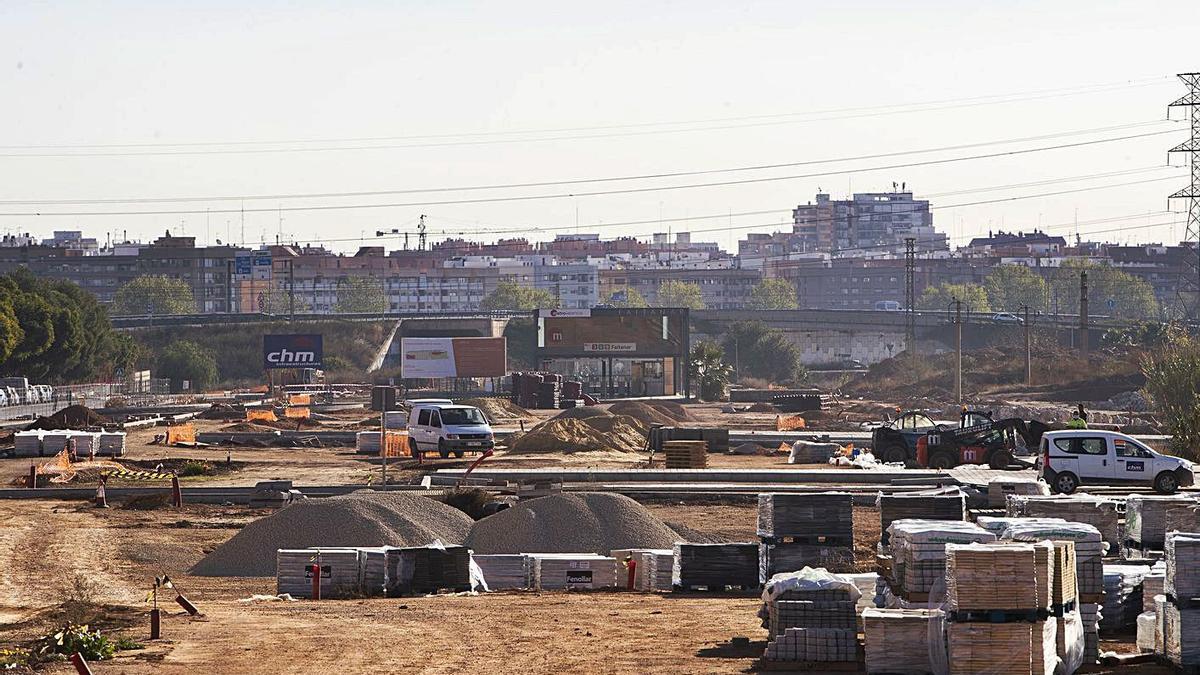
[385,545,473,596]
[1164,531,1200,668]
[760,568,861,668]
[1006,494,1122,552]
[1125,495,1200,556]
[277,548,366,599]
[532,553,618,590]
[975,516,1066,538]
[885,520,995,605]
[863,607,945,674]
[610,548,674,591]
[1003,520,1105,665]
[1101,564,1151,632]
[944,541,1058,675]
[876,489,967,596]
[673,543,760,591]
[757,492,854,583]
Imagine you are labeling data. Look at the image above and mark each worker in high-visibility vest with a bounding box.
[1066,403,1088,429]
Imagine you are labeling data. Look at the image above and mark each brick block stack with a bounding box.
[944,542,1059,675]
[757,492,854,582]
[672,543,759,591]
[532,554,618,590]
[1164,532,1200,668]
[760,569,862,669]
[885,520,995,600]
[766,588,858,638]
[1006,494,1121,551]
[863,608,944,675]
[763,628,858,664]
[1125,495,1199,551]
[878,489,967,545]
[986,476,1049,508]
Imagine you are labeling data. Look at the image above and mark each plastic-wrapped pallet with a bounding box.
[610,548,674,591]
[1165,503,1200,536]
[67,432,100,456]
[1006,494,1122,550]
[385,545,472,596]
[471,554,528,590]
[1138,611,1158,652]
[756,492,853,539]
[987,476,1049,508]
[946,541,1053,612]
[40,433,70,457]
[672,543,759,591]
[758,540,853,582]
[1165,531,1200,667]
[355,431,382,455]
[357,547,388,597]
[1166,531,1200,599]
[886,520,996,596]
[1101,564,1150,632]
[975,515,1065,538]
[947,619,1057,675]
[276,548,363,599]
[1165,603,1200,666]
[531,554,617,590]
[878,488,967,545]
[1125,495,1199,549]
[759,567,863,635]
[863,608,944,675]
[763,627,857,664]
[1002,521,1106,597]
[843,572,880,617]
[13,431,42,458]
[97,431,126,457]
[1057,609,1086,675]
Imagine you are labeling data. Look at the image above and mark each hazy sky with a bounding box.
[0,1,1197,254]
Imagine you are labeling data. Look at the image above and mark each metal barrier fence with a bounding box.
[0,382,181,422]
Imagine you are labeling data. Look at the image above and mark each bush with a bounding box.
[33,624,116,662]
[1142,335,1200,461]
[156,340,219,391]
[179,460,214,477]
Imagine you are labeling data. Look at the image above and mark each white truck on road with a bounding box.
[1037,429,1195,495]
[406,403,495,459]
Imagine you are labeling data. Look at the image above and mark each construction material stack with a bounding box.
[537,374,562,410]
[97,431,126,457]
[878,489,967,546]
[610,548,674,591]
[760,568,861,669]
[944,542,1058,675]
[986,476,1049,508]
[1164,531,1200,668]
[757,492,854,582]
[661,440,707,469]
[1101,564,1151,632]
[1006,494,1122,551]
[1002,521,1106,665]
[1125,495,1199,555]
[672,543,759,591]
[531,553,618,590]
[13,431,42,457]
[355,431,382,455]
[277,548,366,599]
[862,607,944,674]
[385,545,472,596]
[471,554,528,590]
[884,520,995,604]
[975,516,1066,538]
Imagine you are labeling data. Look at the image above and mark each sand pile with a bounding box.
[191,491,473,577]
[607,401,692,427]
[27,405,110,431]
[198,403,246,420]
[464,492,680,554]
[505,415,647,454]
[460,397,533,421]
[551,406,612,422]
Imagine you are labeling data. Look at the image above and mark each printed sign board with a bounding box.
[234,254,252,278]
[263,334,324,370]
[399,337,506,378]
[544,308,591,318]
[582,343,637,353]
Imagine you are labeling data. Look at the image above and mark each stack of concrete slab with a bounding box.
[66,431,100,456]
[471,554,528,590]
[1125,495,1200,551]
[97,431,126,457]
[763,627,857,664]
[531,554,618,591]
[975,516,1066,538]
[886,520,995,598]
[878,490,967,546]
[13,431,42,457]
[276,548,364,599]
[863,608,944,675]
[1101,564,1151,632]
[40,433,70,456]
[1143,562,1166,613]
[947,620,1057,675]
[987,476,1049,508]
[945,541,1054,613]
[672,543,759,591]
[1164,531,1200,668]
[757,492,854,581]
[610,548,673,591]
[1006,494,1121,550]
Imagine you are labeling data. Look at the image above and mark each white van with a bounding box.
[407,403,495,459]
[1037,430,1195,494]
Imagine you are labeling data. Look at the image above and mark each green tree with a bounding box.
[601,287,649,308]
[749,278,799,310]
[984,265,1047,313]
[0,295,24,364]
[655,280,706,309]
[112,275,195,315]
[917,282,991,313]
[333,276,388,313]
[1046,259,1159,320]
[689,340,733,401]
[721,320,805,384]
[1143,334,1200,460]
[503,317,538,370]
[156,340,219,391]
[480,281,558,311]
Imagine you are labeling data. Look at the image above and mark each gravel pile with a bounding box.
[460,397,533,421]
[608,401,692,426]
[506,416,647,454]
[191,491,473,577]
[464,492,680,554]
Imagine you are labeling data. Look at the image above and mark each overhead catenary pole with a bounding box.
[904,237,916,356]
[955,298,963,405]
[1080,270,1090,355]
[1021,304,1032,384]
[380,398,388,490]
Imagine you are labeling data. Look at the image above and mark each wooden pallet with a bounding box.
[662,440,707,469]
[758,659,861,672]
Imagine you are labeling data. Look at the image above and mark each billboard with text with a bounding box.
[400,337,506,378]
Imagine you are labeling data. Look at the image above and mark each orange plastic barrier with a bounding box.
[283,407,311,419]
[166,424,197,445]
[382,431,409,458]
[288,394,312,406]
[247,409,278,422]
[775,415,807,431]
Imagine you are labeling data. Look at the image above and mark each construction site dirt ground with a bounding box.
[0,498,1153,674]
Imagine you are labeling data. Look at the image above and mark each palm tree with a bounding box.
[688,341,733,402]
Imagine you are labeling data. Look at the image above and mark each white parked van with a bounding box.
[407,403,495,459]
[1037,430,1195,495]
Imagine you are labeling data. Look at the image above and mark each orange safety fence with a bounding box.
[166,424,197,445]
[383,431,409,458]
[247,409,278,422]
[775,414,807,431]
[283,406,311,419]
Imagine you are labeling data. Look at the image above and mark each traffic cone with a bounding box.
[94,481,108,508]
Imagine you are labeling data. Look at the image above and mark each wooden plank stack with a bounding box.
[1006,494,1122,550]
[1164,532,1200,668]
[470,554,528,590]
[878,490,967,545]
[757,492,854,582]
[863,608,944,675]
[1125,495,1200,550]
[662,440,707,469]
[672,543,759,591]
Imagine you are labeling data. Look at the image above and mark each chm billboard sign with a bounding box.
[263,334,323,369]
